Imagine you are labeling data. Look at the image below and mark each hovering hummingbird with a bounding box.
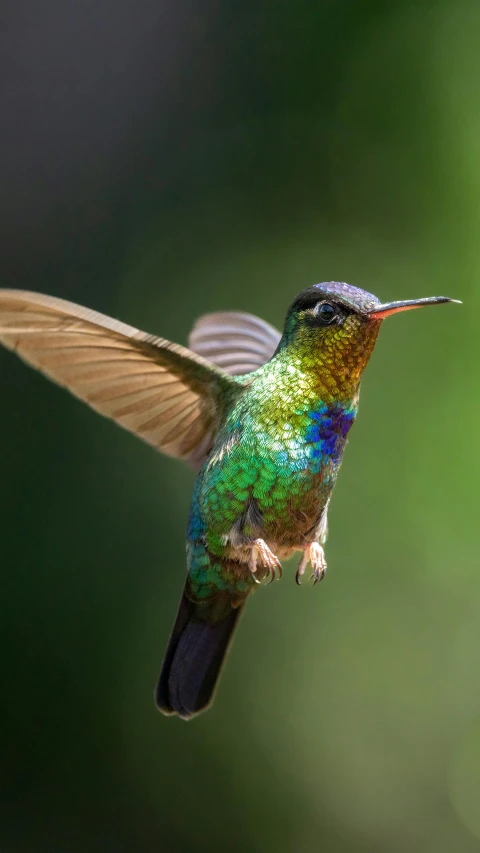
[0,283,458,719]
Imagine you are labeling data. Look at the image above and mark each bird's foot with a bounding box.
[296,542,327,585]
[249,539,282,584]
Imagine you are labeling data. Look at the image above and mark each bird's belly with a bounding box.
[255,462,332,548]
[199,412,350,562]
[222,451,336,560]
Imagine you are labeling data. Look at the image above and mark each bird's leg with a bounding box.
[248,539,282,584]
[309,542,327,584]
[296,542,327,585]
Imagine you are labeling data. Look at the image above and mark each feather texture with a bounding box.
[0,290,239,465]
[189,311,281,375]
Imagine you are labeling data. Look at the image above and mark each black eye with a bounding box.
[316,302,336,324]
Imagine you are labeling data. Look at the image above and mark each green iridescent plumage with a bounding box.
[0,282,457,719]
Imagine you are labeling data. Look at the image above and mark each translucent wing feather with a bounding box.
[0,290,239,467]
[189,311,281,375]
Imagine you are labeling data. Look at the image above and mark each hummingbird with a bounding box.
[0,282,458,719]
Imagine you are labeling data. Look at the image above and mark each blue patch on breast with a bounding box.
[306,403,356,466]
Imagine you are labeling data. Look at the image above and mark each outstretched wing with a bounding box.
[0,290,241,467]
[189,311,281,376]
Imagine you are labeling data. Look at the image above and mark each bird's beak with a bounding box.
[368,296,461,320]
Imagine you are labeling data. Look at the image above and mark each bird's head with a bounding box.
[280,281,458,399]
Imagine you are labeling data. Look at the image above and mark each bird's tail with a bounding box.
[155,585,246,720]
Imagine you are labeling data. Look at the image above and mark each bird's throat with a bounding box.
[282,318,381,403]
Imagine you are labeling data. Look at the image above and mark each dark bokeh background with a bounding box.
[1,2,478,851]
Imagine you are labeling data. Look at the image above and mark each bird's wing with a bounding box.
[0,290,242,468]
[189,311,281,375]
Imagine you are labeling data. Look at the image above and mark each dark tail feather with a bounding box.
[155,589,245,720]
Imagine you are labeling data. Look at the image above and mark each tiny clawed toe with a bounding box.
[310,567,326,585]
[297,543,327,587]
[249,540,282,585]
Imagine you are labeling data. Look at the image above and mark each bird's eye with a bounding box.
[316,302,336,324]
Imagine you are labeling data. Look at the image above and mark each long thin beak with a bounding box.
[368,296,461,320]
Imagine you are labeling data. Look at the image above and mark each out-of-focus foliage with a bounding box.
[0,2,478,851]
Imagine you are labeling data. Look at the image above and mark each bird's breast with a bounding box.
[200,396,358,556]
[253,402,355,544]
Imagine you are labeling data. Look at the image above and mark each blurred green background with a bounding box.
[0,1,478,851]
